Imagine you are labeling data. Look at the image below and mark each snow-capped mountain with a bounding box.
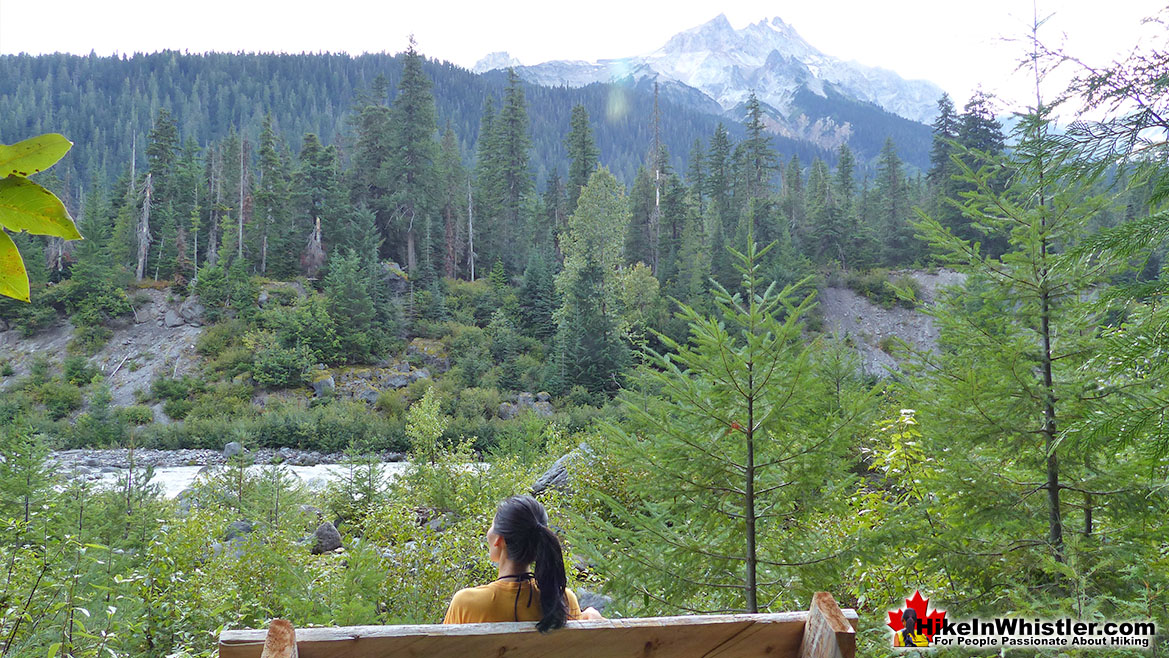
[472,51,524,74]
[476,14,944,131]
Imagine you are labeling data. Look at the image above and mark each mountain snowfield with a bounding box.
[475,14,944,128]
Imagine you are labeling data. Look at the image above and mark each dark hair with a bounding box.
[492,495,568,633]
[901,608,919,645]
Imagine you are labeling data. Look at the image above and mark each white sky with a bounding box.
[0,0,1164,114]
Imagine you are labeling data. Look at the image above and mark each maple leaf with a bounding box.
[887,590,947,641]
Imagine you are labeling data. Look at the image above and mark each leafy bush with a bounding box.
[196,318,244,356]
[843,269,920,309]
[38,380,82,419]
[67,324,114,355]
[115,404,154,425]
[63,355,99,385]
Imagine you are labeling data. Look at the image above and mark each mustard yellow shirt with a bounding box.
[442,580,583,624]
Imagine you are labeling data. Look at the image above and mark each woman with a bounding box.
[443,495,603,631]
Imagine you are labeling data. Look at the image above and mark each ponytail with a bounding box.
[492,495,570,633]
[533,525,568,633]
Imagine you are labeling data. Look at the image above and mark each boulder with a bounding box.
[517,392,535,407]
[312,375,335,397]
[223,520,254,541]
[164,309,185,327]
[223,441,246,459]
[531,401,555,418]
[383,261,410,296]
[407,367,430,383]
[531,442,594,495]
[536,391,552,402]
[407,338,451,374]
[577,589,613,613]
[385,373,411,389]
[257,290,270,307]
[426,513,459,533]
[179,295,205,325]
[498,402,519,420]
[312,521,343,554]
[359,388,381,405]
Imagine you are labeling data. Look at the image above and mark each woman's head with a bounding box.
[489,495,568,633]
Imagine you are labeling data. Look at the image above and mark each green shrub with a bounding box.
[38,380,83,419]
[1,361,15,377]
[843,269,920,310]
[163,397,194,420]
[186,382,255,421]
[151,375,207,402]
[115,404,154,425]
[67,324,114,355]
[196,318,244,356]
[455,387,502,420]
[252,343,314,388]
[63,355,99,385]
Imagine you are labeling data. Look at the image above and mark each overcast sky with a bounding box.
[1,0,1164,114]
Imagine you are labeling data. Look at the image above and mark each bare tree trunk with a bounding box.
[238,140,246,263]
[207,149,222,267]
[467,178,475,281]
[406,209,417,274]
[135,174,152,282]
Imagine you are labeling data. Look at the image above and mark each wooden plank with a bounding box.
[797,593,856,658]
[220,612,817,658]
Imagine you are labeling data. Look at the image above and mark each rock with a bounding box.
[407,338,451,374]
[536,391,551,402]
[385,374,410,389]
[257,290,270,307]
[223,520,254,541]
[164,309,185,327]
[517,392,535,407]
[223,441,246,459]
[312,521,343,554]
[577,589,613,613]
[532,442,594,495]
[531,401,555,418]
[179,295,205,326]
[312,375,335,397]
[151,403,171,425]
[407,367,430,383]
[498,402,519,420]
[383,261,409,296]
[426,513,458,533]
[359,388,381,405]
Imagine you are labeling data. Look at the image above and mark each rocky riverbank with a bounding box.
[50,447,408,473]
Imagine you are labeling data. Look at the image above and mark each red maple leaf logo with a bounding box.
[887,591,947,641]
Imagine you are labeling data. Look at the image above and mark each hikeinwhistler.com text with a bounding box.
[922,617,1157,649]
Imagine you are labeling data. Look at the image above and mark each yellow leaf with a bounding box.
[0,229,30,302]
[0,175,83,240]
[0,133,72,177]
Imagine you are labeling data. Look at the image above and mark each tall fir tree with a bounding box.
[564,103,599,218]
[387,38,439,281]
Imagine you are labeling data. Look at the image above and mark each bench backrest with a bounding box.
[218,591,857,658]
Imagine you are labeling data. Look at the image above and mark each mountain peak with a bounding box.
[473,51,522,74]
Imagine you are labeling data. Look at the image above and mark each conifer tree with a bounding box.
[436,124,468,279]
[555,168,631,395]
[575,240,870,614]
[518,253,557,341]
[875,138,916,265]
[564,104,599,217]
[387,38,439,280]
[493,69,534,273]
[910,102,1117,573]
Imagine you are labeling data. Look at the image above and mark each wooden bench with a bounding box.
[218,591,857,658]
